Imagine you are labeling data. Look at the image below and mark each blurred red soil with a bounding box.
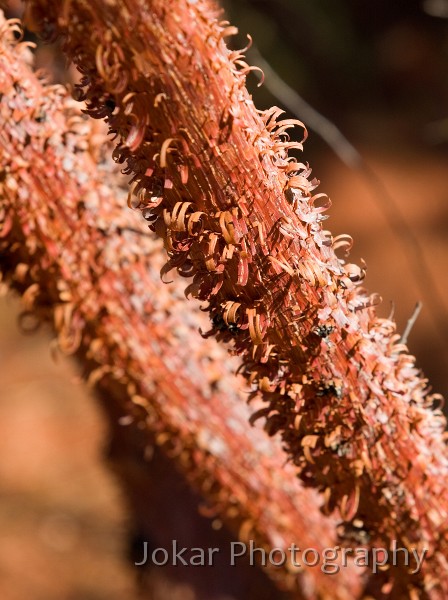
[0,297,139,600]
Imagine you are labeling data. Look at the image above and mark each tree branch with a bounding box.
[0,15,361,599]
[13,1,448,596]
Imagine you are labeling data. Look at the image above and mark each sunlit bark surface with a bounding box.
[0,16,366,599]
[18,0,448,597]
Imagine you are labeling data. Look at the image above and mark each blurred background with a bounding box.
[1,0,448,598]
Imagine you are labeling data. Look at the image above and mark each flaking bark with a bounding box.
[21,0,448,597]
[0,15,362,599]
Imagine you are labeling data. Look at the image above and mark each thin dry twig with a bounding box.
[248,46,361,170]
[401,302,423,345]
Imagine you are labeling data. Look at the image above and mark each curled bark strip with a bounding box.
[169,201,194,232]
[309,193,332,213]
[125,118,146,151]
[160,137,176,168]
[333,233,354,256]
[247,307,265,345]
[340,485,361,522]
[187,211,206,236]
[218,210,239,245]
[268,255,295,277]
[223,300,241,325]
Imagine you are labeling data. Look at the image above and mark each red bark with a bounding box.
[20,0,448,596]
[0,15,363,599]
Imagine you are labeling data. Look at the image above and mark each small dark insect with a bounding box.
[336,443,351,457]
[313,325,334,338]
[35,109,46,123]
[212,314,240,335]
[338,520,371,545]
[104,98,116,113]
[284,187,296,205]
[316,382,343,399]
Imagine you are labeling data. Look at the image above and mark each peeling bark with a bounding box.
[20,0,448,596]
[0,15,363,599]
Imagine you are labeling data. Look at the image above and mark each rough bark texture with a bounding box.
[15,0,448,597]
[19,1,448,597]
[0,16,365,599]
